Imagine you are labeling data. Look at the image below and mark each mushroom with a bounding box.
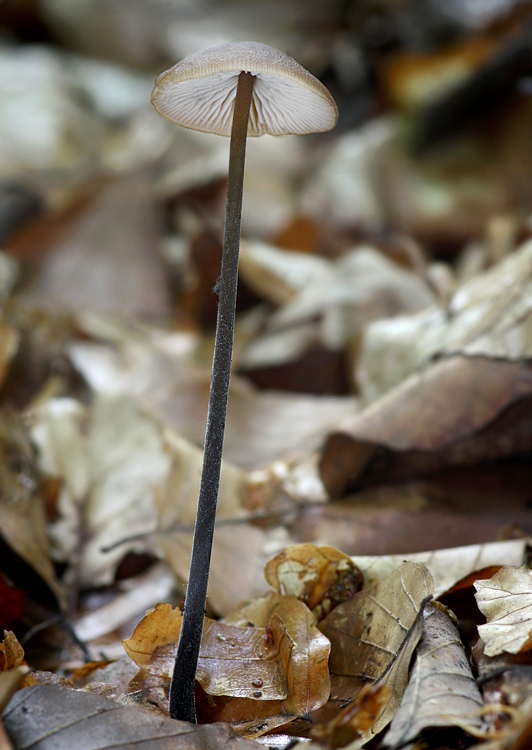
[151,41,337,723]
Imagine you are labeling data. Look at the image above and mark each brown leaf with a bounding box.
[0,667,30,714]
[124,603,290,701]
[320,561,434,737]
[383,603,483,748]
[311,683,391,748]
[3,684,260,750]
[21,177,170,319]
[0,323,19,391]
[222,590,331,715]
[0,633,35,690]
[264,544,363,616]
[321,357,532,495]
[123,602,182,667]
[154,523,285,617]
[0,411,65,610]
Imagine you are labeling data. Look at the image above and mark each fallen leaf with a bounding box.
[321,357,532,495]
[239,239,330,307]
[240,245,434,366]
[72,562,176,645]
[352,538,530,598]
[0,633,35,690]
[383,603,483,748]
[3,683,260,750]
[0,322,19,391]
[311,683,391,749]
[320,561,434,737]
[125,595,330,715]
[358,240,532,406]
[0,667,30,713]
[79,393,172,586]
[291,481,532,557]
[153,522,289,617]
[475,567,532,656]
[264,544,363,615]
[122,602,182,668]
[21,177,170,320]
[0,410,65,610]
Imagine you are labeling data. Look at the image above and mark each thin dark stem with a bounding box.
[168,71,255,723]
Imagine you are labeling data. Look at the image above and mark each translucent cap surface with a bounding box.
[151,41,338,137]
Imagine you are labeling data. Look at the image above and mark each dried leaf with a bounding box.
[22,178,170,319]
[0,322,19,391]
[321,357,532,495]
[3,684,260,750]
[264,544,363,615]
[475,567,532,656]
[359,240,532,405]
[154,524,289,617]
[0,668,30,714]
[73,563,176,644]
[0,633,34,690]
[124,603,290,701]
[125,595,330,715]
[239,240,330,306]
[204,592,330,736]
[320,561,434,737]
[240,246,434,364]
[0,411,65,610]
[123,602,182,667]
[352,538,529,598]
[311,683,391,749]
[80,394,172,586]
[384,603,483,748]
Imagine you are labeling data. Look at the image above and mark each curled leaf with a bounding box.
[384,603,483,748]
[475,566,532,656]
[264,544,363,616]
[320,561,434,737]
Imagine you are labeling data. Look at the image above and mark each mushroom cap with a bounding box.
[151,41,338,137]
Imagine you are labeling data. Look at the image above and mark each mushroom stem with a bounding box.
[169,71,256,724]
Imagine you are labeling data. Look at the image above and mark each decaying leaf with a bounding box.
[125,594,330,721]
[321,357,532,496]
[3,684,260,750]
[21,177,170,319]
[264,544,363,616]
[358,239,532,405]
[0,667,30,714]
[320,561,434,737]
[123,602,182,667]
[202,591,331,736]
[352,538,530,598]
[383,603,483,748]
[475,567,532,656]
[0,411,65,610]
[311,683,391,749]
[240,245,435,367]
[153,524,289,617]
[0,633,35,690]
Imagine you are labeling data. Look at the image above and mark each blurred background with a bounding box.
[2,0,532,361]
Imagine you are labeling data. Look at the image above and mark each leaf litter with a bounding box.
[2,7,532,750]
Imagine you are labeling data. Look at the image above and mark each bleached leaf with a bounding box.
[475,567,532,656]
[359,239,532,405]
[353,538,530,598]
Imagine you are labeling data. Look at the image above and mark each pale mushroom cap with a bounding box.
[151,41,338,137]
